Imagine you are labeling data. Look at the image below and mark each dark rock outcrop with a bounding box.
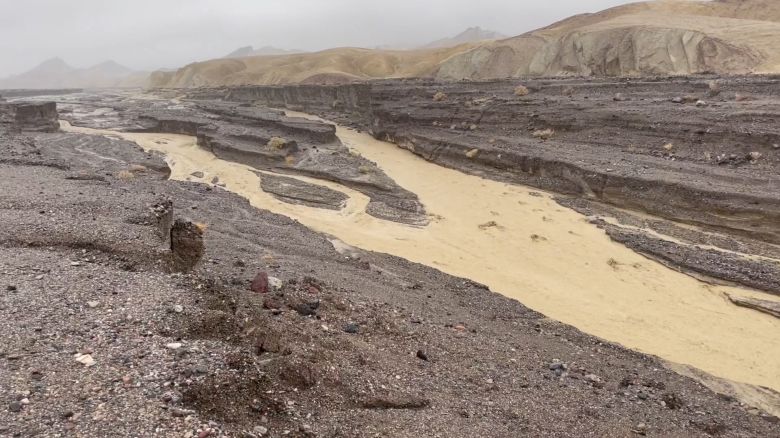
[170,219,204,272]
[260,174,348,210]
[0,101,59,132]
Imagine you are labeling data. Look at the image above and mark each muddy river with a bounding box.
[60,117,780,407]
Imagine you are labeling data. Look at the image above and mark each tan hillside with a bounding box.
[150,45,479,88]
[438,0,780,79]
[151,0,780,88]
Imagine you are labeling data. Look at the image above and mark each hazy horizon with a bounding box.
[0,0,641,77]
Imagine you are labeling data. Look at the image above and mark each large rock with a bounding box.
[3,102,59,132]
[170,220,204,272]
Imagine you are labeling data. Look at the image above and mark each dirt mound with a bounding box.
[150,0,780,87]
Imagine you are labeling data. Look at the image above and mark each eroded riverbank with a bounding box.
[60,117,780,409]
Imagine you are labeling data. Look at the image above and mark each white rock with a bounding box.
[87,301,100,308]
[268,276,283,291]
[75,353,96,367]
[253,426,268,436]
[166,342,183,350]
[173,305,184,313]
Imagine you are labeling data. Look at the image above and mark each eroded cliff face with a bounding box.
[0,101,59,133]
[194,77,780,247]
[224,84,372,122]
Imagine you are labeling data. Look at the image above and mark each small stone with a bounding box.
[198,429,212,438]
[71,261,82,267]
[696,100,707,107]
[584,373,603,387]
[632,423,647,435]
[172,305,184,313]
[87,301,100,308]
[166,342,183,350]
[6,285,17,292]
[253,426,268,436]
[638,392,649,400]
[453,324,466,331]
[294,301,319,317]
[548,361,567,371]
[671,97,683,104]
[343,323,359,334]
[211,176,220,184]
[613,93,627,102]
[34,275,44,280]
[416,350,429,361]
[20,398,29,405]
[748,151,762,161]
[190,171,204,178]
[170,408,195,417]
[250,272,269,293]
[8,401,22,413]
[268,276,283,291]
[74,353,96,367]
[663,143,674,151]
[773,144,779,149]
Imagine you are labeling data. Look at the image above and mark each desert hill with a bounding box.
[148,0,780,87]
[0,58,148,89]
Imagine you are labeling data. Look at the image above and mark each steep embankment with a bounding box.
[150,0,780,88]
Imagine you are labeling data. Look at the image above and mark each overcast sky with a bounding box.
[0,0,639,77]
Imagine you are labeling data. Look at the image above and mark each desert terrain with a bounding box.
[1,0,780,437]
[1,72,780,437]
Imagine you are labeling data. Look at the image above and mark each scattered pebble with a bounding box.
[8,401,22,413]
[87,300,100,308]
[416,350,429,361]
[74,353,96,367]
[343,323,359,334]
[166,342,183,350]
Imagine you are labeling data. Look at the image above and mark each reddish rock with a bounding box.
[251,272,269,293]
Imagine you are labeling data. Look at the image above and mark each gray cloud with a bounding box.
[0,0,637,76]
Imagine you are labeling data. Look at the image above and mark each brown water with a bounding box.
[60,119,780,403]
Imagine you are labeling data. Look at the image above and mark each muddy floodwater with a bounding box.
[60,118,780,402]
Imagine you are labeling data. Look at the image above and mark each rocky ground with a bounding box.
[0,88,779,437]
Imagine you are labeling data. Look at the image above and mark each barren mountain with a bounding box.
[0,58,148,90]
[420,26,507,49]
[437,0,780,79]
[224,46,304,58]
[150,0,780,88]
